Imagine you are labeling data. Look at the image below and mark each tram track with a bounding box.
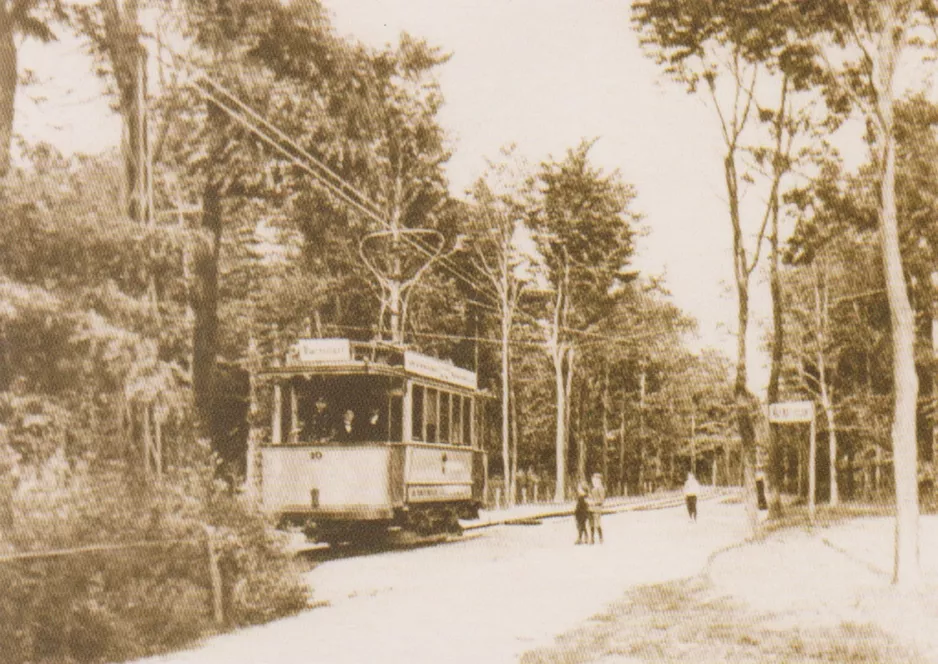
[293,488,738,563]
[462,487,737,530]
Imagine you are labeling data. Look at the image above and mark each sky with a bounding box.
[14,0,781,394]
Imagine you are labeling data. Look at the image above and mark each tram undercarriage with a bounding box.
[287,501,480,545]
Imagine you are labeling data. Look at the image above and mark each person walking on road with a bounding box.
[684,471,700,522]
[588,473,606,544]
[574,484,590,545]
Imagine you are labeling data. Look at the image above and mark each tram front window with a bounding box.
[276,375,401,444]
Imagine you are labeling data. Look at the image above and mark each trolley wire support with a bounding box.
[358,227,446,344]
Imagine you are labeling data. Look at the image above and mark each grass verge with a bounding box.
[520,575,921,663]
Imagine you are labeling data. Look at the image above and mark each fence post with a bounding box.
[204,525,224,626]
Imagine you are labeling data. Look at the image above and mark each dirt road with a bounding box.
[142,499,747,664]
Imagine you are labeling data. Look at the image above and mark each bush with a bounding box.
[0,455,309,664]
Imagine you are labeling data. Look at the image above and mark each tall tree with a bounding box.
[529,140,637,501]
[792,0,937,587]
[466,147,530,506]
[633,0,819,534]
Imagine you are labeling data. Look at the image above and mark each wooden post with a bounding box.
[808,417,817,524]
[204,525,224,626]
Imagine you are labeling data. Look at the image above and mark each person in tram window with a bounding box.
[335,409,357,442]
[308,395,335,442]
[364,407,382,441]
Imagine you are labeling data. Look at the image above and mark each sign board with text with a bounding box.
[768,400,815,424]
[289,338,351,365]
[404,351,477,390]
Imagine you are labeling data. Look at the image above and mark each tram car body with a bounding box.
[255,338,488,541]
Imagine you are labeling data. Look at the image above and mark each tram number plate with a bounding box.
[408,485,472,502]
[309,451,323,460]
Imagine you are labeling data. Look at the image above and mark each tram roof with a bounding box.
[260,338,479,391]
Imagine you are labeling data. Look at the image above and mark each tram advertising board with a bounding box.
[407,484,472,502]
[290,338,351,364]
[768,400,815,423]
[404,350,477,390]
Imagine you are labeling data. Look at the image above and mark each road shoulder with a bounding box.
[522,514,938,663]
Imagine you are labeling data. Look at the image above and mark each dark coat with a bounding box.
[575,496,590,525]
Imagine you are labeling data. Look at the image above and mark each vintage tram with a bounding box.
[252,338,488,543]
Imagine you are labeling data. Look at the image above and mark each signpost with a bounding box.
[768,400,817,523]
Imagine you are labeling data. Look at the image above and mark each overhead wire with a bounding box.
[193,74,504,306]
[156,45,504,306]
[156,46,674,351]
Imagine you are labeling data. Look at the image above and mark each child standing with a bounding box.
[574,485,590,544]
[589,473,606,544]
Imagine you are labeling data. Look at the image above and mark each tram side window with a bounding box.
[389,394,403,441]
[425,388,438,442]
[412,386,424,441]
[440,392,451,443]
[452,396,462,445]
[463,397,473,447]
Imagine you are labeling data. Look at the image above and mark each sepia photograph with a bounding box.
[1,0,937,662]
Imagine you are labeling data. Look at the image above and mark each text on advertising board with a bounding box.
[289,338,351,365]
[407,484,472,502]
[404,351,477,389]
[768,400,815,423]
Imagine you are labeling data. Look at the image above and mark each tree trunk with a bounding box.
[726,148,759,537]
[815,268,838,507]
[874,4,920,588]
[553,345,566,502]
[192,177,223,437]
[602,366,610,483]
[500,293,512,507]
[638,366,647,494]
[0,4,16,178]
[100,0,146,220]
[510,368,519,503]
[767,192,785,518]
[567,347,578,487]
[766,75,789,519]
[618,391,627,496]
[824,404,838,506]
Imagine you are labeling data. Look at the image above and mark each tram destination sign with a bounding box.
[289,338,351,364]
[768,400,815,423]
[404,351,477,390]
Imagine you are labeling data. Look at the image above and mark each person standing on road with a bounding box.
[684,471,700,522]
[588,473,605,544]
[574,484,590,545]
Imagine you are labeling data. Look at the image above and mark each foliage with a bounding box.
[0,454,307,664]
